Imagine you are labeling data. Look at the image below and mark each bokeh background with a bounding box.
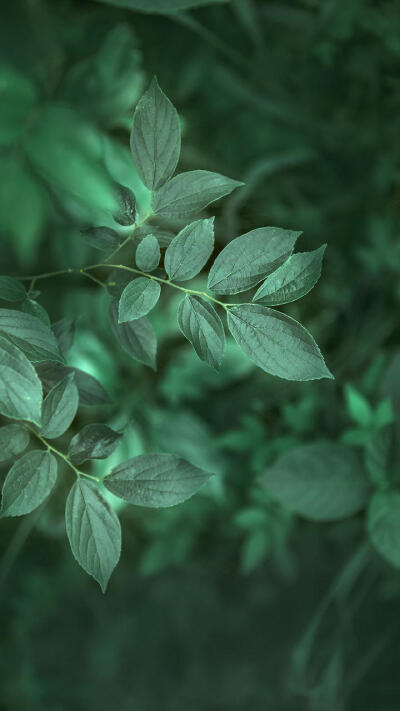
[1,0,400,709]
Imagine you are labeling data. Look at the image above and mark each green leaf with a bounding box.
[97,0,229,12]
[65,480,121,592]
[0,277,26,302]
[81,227,121,252]
[118,278,161,323]
[22,298,51,326]
[344,384,373,427]
[1,450,57,517]
[0,309,62,363]
[40,374,79,439]
[35,362,111,407]
[0,424,30,462]
[153,170,243,218]
[253,245,326,305]
[367,491,400,568]
[0,335,42,425]
[164,218,214,281]
[365,427,391,487]
[109,300,157,369]
[240,529,270,574]
[135,234,161,272]
[177,295,225,370]
[208,227,301,295]
[130,77,181,191]
[113,182,136,226]
[260,443,369,521]
[52,319,76,356]
[104,453,213,507]
[227,304,333,381]
[68,424,123,466]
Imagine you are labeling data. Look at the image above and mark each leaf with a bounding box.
[68,424,123,466]
[227,304,333,381]
[1,450,57,517]
[52,319,75,356]
[35,362,111,407]
[0,334,42,425]
[96,0,229,12]
[367,491,400,568]
[0,308,62,362]
[81,227,121,251]
[113,182,136,225]
[164,218,214,281]
[177,295,225,370]
[109,299,157,369]
[153,170,243,218]
[22,298,51,326]
[208,227,301,295]
[41,374,79,439]
[240,529,270,574]
[130,77,181,191]
[260,443,369,521]
[0,277,26,302]
[118,277,161,322]
[0,424,29,462]
[365,427,391,487]
[135,234,161,272]
[65,480,121,592]
[344,384,373,427]
[252,245,326,305]
[104,453,213,507]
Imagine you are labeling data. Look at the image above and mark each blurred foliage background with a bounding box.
[1,0,400,709]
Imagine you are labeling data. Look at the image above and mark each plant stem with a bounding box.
[25,426,100,483]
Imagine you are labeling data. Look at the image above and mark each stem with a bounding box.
[25,426,100,483]
[79,269,107,290]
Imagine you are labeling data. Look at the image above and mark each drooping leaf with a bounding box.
[1,450,57,517]
[208,227,301,295]
[81,226,121,251]
[0,277,26,302]
[41,374,79,439]
[113,182,136,225]
[0,424,29,462]
[177,295,225,370]
[0,309,62,362]
[118,277,161,322]
[227,304,333,381]
[35,362,111,407]
[65,479,121,592]
[130,77,181,191]
[52,319,76,356]
[105,453,212,507]
[109,299,157,369]
[153,170,243,218]
[164,218,214,281]
[0,334,42,425]
[22,298,51,326]
[68,424,123,466]
[260,443,369,521]
[253,245,326,305]
[367,491,400,568]
[135,234,161,272]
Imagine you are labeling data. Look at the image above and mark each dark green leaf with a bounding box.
[130,77,181,191]
[109,299,157,369]
[367,491,400,568]
[97,0,229,12]
[65,480,121,592]
[135,234,161,272]
[177,295,225,370]
[118,277,161,322]
[68,424,123,465]
[253,245,326,305]
[1,450,57,517]
[35,362,111,407]
[153,170,243,218]
[0,334,42,425]
[81,227,121,251]
[52,319,76,356]
[0,277,26,302]
[105,453,213,507]
[41,374,79,439]
[260,443,369,521]
[208,227,301,295]
[22,298,51,326]
[0,308,62,362]
[165,218,214,281]
[365,427,392,487]
[227,304,333,381]
[113,182,136,226]
[0,424,29,462]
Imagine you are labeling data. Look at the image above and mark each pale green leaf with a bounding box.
[165,218,214,281]
[1,450,57,517]
[68,424,123,466]
[118,277,161,322]
[227,304,333,381]
[65,480,121,592]
[177,295,225,370]
[0,424,30,462]
[109,299,157,369]
[41,374,79,439]
[135,234,161,272]
[253,245,326,305]
[0,335,42,425]
[0,277,26,302]
[208,227,301,295]
[367,491,400,568]
[153,170,243,218]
